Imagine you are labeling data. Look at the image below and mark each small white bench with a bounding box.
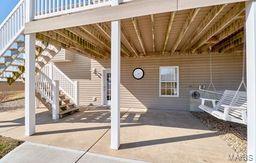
[199,90,247,125]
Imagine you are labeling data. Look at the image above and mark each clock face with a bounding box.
[133,68,144,80]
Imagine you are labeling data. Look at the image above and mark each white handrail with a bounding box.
[0,0,25,56]
[34,0,111,20]
[42,63,79,105]
[35,71,54,104]
[35,71,60,120]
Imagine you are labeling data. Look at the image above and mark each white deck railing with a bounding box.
[36,71,60,120]
[34,0,111,19]
[42,63,79,106]
[0,0,112,56]
[0,0,25,56]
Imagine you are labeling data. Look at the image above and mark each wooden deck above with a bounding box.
[36,2,245,59]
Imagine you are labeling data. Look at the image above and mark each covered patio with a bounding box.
[0,107,234,162]
[11,0,256,162]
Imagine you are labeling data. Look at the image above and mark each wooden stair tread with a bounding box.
[60,103,75,108]
[59,107,79,115]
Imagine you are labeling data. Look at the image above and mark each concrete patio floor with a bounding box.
[0,107,236,163]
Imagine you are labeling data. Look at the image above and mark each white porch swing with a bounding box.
[198,39,247,125]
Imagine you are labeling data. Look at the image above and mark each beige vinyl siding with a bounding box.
[52,49,74,62]
[54,52,243,111]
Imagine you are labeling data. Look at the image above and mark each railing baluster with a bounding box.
[46,0,48,14]
[65,0,68,10]
[49,0,51,13]
[61,0,64,11]
[53,0,55,13]
[57,0,60,12]
[32,0,110,19]
[69,0,72,9]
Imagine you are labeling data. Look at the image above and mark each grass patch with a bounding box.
[0,136,23,158]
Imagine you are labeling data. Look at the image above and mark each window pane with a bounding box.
[160,67,179,96]
[166,89,171,95]
[161,89,166,95]
[160,67,177,81]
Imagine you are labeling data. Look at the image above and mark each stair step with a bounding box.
[10,63,23,67]
[59,107,79,117]
[40,55,51,62]
[44,49,56,57]
[9,47,18,51]
[60,103,75,109]
[36,61,45,68]
[15,40,25,47]
[59,94,66,99]
[15,40,25,44]
[36,46,44,55]
[62,98,70,103]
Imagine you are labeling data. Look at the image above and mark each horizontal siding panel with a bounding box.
[54,52,243,111]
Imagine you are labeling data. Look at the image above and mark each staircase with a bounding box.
[0,0,79,119]
[35,70,79,119]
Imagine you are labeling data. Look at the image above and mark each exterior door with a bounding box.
[103,69,111,106]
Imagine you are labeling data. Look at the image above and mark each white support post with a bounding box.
[35,98,40,109]
[49,62,54,80]
[246,1,256,162]
[74,81,79,106]
[25,0,35,136]
[52,80,60,120]
[111,0,121,150]
[25,34,36,136]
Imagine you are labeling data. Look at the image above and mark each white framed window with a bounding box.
[159,66,179,97]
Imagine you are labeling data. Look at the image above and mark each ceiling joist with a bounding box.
[55,29,107,58]
[213,18,244,46]
[182,5,227,52]
[121,26,139,57]
[170,9,200,55]
[95,23,110,39]
[150,15,156,52]
[213,30,244,52]
[162,12,176,55]
[80,25,111,52]
[191,3,245,53]
[95,23,132,57]
[132,18,146,55]
[38,32,102,59]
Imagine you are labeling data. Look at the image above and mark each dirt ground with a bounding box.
[191,112,247,156]
[0,91,24,102]
[0,136,23,158]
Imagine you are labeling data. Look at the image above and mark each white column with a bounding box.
[52,80,60,120]
[111,0,121,150]
[25,34,36,136]
[246,1,256,162]
[74,81,80,106]
[25,0,36,136]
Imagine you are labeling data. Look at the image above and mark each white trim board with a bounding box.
[25,0,247,34]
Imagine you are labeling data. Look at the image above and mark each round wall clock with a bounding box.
[133,68,144,80]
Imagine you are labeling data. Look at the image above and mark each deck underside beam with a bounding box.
[25,0,247,34]
[162,12,175,55]
[191,3,245,53]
